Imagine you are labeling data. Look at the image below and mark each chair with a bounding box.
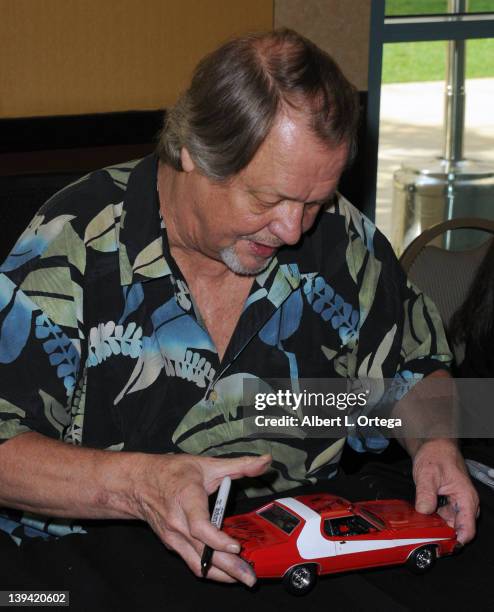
[400,217,494,363]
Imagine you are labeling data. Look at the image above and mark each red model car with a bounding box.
[223,494,458,595]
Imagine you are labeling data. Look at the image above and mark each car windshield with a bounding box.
[258,503,300,534]
[358,508,386,530]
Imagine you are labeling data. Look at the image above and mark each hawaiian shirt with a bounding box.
[0,154,452,516]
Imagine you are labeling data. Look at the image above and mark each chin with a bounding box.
[220,245,273,276]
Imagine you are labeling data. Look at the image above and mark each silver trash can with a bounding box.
[392,158,494,255]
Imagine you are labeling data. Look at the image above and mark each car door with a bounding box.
[325,515,396,571]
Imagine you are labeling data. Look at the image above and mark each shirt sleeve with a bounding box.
[0,213,84,446]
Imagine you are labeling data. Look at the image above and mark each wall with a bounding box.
[0,0,273,118]
[274,0,371,90]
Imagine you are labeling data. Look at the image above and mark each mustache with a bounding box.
[240,236,284,248]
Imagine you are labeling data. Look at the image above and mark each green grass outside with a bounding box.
[386,0,494,16]
[383,0,494,83]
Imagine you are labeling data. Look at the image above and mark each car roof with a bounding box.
[276,493,353,519]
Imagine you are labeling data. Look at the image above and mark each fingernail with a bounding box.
[244,576,256,588]
[242,568,257,588]
[227,543,241,553]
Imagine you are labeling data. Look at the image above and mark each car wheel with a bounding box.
[407,546,436,574]
[283,564,318,596]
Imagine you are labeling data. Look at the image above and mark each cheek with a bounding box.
[237,210,273,234]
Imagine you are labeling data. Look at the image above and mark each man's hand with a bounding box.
[129,453,271,585]
[412,439,479,544]
[0,433,271,585]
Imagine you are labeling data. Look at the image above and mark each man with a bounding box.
[0,29,478,590]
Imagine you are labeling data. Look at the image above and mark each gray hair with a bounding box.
[157,28,359,181]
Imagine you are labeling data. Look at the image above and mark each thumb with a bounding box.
[209,454,272,482]
[415,480,438,514]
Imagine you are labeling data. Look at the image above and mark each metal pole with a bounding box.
[443,0,467,247]
[443,0,467,164]
[364,0,386,221]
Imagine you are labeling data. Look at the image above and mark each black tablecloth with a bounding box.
[2,456,494,612]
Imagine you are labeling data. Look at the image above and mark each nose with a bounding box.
[268,202,305,246]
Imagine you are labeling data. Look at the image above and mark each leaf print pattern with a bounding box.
[173,278,192,311]
[340,192,376,254]
[35,313,80,395]
[0,214,75,272]
[170,349,215,385]
[259,289,304,382]
[0,274,38,364]
[84,203,122,252]
[64,367,87,445]
[21,266,79,329]
[132,237,171,279]
[118,283,144,325]
[385,369,423,403]
[302,273,359,345]
[40,389,70,435]
[150,298,216,384]
[172,372,263,448]
[103,159,141,190]
[87,321,142,367]
[114,335,163,404]
[0,508,86,546]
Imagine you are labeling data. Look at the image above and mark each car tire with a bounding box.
[283,564,318,596]
[407,545,436,574]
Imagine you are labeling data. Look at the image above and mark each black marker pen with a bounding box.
[201,476,232,577]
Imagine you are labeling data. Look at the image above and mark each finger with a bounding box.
[452,499,478,545]
[202,549,257,587]
[437,493,478,544]
[180,482,241,553]
[140,490,231,555]
[187,534,257,587]
[147,512,236,582]
[165,531,237,583]
[437,504,456,528]
[437,479,479,544]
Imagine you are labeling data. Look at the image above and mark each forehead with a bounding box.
[236,110,349,202]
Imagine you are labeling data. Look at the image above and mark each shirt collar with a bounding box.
[118,154,171,286]
[255,257,301,307]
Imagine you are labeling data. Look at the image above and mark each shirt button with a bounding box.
[209,390,218,402]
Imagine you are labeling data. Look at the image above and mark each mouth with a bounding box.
[248,241,280,258]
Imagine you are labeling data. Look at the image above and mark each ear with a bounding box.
[180,147,195,173]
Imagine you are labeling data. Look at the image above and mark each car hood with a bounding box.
[356,500,453,532]
[223,512,288,553]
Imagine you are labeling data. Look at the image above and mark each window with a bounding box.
[325,515,378,537]
[366,1,494,253]
[386,0,494,16]
[258,503,300,534]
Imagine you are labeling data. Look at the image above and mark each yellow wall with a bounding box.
[0,0,274,118]
[275,0,370,90]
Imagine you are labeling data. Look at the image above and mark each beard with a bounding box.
[219,242,278,276]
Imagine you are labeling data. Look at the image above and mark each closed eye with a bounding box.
[251,191,336,209]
